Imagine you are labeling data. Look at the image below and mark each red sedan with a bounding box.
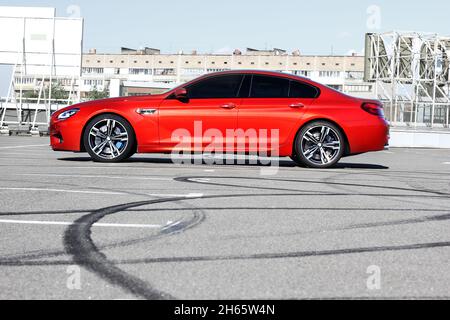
[50,70,389,168]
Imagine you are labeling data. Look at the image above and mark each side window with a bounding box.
[250,75,290,98]
[289,81,320,98]
[187,75,243,99]
[238,75,251,98]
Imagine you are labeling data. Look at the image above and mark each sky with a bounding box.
[1,0,450,95]
[1,0,449,55]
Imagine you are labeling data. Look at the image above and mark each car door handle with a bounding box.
[289,103,305,109]
[220,103,237,109]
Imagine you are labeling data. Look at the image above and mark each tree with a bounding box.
[86,86,109,101]
[50,82,69,103]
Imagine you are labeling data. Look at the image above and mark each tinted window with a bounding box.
[238,75,251,98]
[187,75,243,99]
[250,75,290,98]
[289,81,320,98]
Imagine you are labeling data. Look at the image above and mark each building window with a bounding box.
[82,67,104,74]
[206,68,230,73]
[154,68,176,75]
[129,68,152,75]
[346,71,364,80]
[319,71,340,78]
[181,68,204,76]
[344,85,372,92]
[291,70,310,77]
[84,79,104,86]
[14,77,34,84]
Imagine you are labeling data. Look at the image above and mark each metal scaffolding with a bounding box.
[0,7,83,133]
[365,31,450,128]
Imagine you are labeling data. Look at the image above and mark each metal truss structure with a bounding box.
[365,31,450,128]
[0,7,83,134]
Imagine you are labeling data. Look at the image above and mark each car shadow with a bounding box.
[58,156,389,170]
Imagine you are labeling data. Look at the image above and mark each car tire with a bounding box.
[83,114,136,163]
[293,121,345,168]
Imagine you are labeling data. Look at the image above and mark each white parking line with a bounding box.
[0,187,203,198]
[13,173,173,181]
[0,144,48,149]
[0,187,124,195]
[0,219,163,229]
[443,162,450,165]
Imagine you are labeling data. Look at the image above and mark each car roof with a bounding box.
[205,69,309,80]
[165,69,332,97]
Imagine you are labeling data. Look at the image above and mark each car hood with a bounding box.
[53,94,167,118]
[77,94,166,107]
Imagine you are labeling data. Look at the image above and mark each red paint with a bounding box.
[50,70,389,157]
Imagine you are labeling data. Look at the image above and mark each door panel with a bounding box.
[158,98,240,152]
[238,98,311,152]
[237,75,317,152]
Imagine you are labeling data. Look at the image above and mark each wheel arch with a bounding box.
[79,112,137,153]
[292,118,351,157]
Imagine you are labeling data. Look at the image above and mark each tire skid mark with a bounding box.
[115,241,450,265]
[3,174,450,300]
[63,197,203,300]
[3,240,450,268]
[174,176,450,196]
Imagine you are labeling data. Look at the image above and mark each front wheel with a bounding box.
[84,114,136,162]
[293,121,345,168]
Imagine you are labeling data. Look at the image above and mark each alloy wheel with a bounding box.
[300,125,341,166]
[88,119,129,160]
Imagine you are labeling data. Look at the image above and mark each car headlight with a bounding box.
[57,108,80,120]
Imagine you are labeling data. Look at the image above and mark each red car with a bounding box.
[50,70,389,168]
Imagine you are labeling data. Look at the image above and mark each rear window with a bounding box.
[250,75,290,98]
[289,81,320,98]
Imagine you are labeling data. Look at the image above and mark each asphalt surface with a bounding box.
[0,136,449,300]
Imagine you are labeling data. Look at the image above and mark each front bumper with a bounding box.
[50,117,84,152]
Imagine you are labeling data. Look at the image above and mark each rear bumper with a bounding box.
[346,118,390,154]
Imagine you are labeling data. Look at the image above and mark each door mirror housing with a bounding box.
[174,88,188,100]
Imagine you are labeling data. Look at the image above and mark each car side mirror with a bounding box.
[174,88,188,101]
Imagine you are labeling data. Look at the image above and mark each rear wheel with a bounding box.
[293,121,345,168]
[84,114,136,162]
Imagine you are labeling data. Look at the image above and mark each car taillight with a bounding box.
[362,102,385,118]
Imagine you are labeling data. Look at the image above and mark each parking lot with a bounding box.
[0,136,449,299]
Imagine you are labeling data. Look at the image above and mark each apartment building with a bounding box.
[12,48,374,100]
[80,48,373,98]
